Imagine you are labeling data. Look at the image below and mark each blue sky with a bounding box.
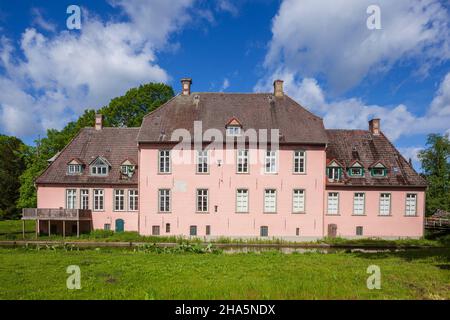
[0,0,449,170]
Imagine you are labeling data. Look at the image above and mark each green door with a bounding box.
[115,219,124,232]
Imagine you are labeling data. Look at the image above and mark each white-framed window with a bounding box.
[379,193,391,216]
[293,151,306,174]
[237,149,249,173]
[292,189,305,213]
[265,150,277,174]
[264,189,277,213]
[353,193,365,215]
[327,167,341,181]
[196,189,209,212]
[158,189,171,213]
[128,189,138,211]
[80,189,89,210]
[226,126,241,136]
[90,158,109,176]
[158,150,171,173]
[66,189,77,209]
[196,150,209,173]
[327,192,339,215]
[114,189,125,211]
[93,189,104,211]
[68,164,82,175]
[405,193,417,216]
[236,189,249,213]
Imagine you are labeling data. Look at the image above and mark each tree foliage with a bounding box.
[418,133,450,216]
[0,135,26,219]
[16,82,174,211]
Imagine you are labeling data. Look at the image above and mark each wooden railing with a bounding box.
[22,208,92,220]
[424,217,450,229]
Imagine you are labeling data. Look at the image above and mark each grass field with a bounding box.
[0,246,449,300]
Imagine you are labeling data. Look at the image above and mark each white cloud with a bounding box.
[0,0,196,138]
[263,0,449,93]
[398,146,423,170]
[220,78,230,91]
[256,0,450,142]
[217,0,239,17]
[255,70,450,142]
[429,72,450,117]
[31,8,56,33]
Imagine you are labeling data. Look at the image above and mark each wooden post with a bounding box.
[22,220,25,239]
[48,220,51,237]
[77,220,80,238]
[63,220,66,238]
[36,219,40,239]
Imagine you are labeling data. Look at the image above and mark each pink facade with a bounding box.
[324,188,425,238]
[37,186,139,232]
[139,145,327,239]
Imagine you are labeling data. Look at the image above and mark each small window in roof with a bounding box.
[348,161,364,177]
[225,117,242,136]
[370,162,387,177]
[68,164,82,175]
[327,160,343,181]
[226,126,241,136]
[90,157,110,176]
[67,159,83,175]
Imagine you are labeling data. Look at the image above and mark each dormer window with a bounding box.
[68,164,82,175]
[67,159,83,175]
[90,157,110,176]
[327,160,343,182]
[120,159,136,178]
[121,165,134,175]
[370,161,387,177]
[226,126,241,136]
[225,117,242,136]
[348,161,364,177]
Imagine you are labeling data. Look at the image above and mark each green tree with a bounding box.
[100,83,174,127]
[17,83,174,210]
[0,135,26,219]
[418,133,450,216]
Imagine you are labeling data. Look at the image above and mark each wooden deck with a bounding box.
[425,217,450,230]
[21,208,92,238]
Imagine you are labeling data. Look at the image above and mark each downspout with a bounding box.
[323,143,328,238]
[137,142,141,235]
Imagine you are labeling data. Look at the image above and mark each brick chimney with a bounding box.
[181,78,192,96]
[273,80,284,97]
[95,114,103,131]
[369,118,380,135]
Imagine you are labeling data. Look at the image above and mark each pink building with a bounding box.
[25,79,427,240]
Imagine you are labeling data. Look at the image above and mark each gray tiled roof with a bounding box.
[137,93,328,144]
[36,127,139,185]
[326,130,427,187]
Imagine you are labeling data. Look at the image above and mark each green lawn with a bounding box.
[0,219,35,234]
[0,247,449,299]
